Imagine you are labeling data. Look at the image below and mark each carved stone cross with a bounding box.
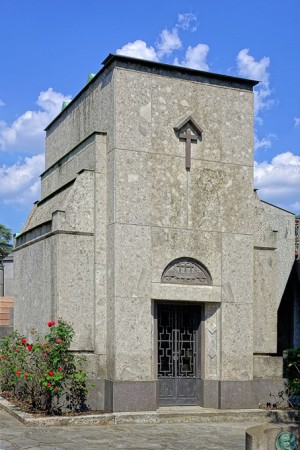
[179,128,198,171]
[174,115,203,171]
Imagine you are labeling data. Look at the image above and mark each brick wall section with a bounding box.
[0,296,14,337]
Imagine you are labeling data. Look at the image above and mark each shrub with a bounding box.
[285,347,300,396]
[0,320,88,415]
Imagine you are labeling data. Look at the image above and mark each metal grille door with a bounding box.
[157,304,200,405]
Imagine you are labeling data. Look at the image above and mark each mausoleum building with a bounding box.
[14,54,295,411]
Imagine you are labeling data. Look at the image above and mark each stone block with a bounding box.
[86,379,112,411]
[94,172,107,265]
[150,154,188,228]
[57,234,94,351]
[14,236,58,340]
[189,161,253,234]
[199,380,219,408]
[113,296,153,380]
[253,355,283,379]
[114,149,152,225]
[115,69,152,152]
[219,381,256,409]
[112,381,158,412]
[151,283,221,303]
[253,248,277,353]
[114,224,151,299]
[221,303,253,380]
[222,233,253,304]
[262,203,295,308]
[45,70,114,168]
[203,303,221,380]
[252,378,288,407]
[151,227,221,285]
[63,171,95,233]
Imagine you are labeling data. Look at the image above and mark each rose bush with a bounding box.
[0,320,88,415]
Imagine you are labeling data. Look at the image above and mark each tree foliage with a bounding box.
[0,224,12,257]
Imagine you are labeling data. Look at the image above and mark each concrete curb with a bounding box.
[1,396,300,427]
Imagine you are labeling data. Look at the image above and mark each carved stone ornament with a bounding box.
[161,257,212,285]
[174,114,203,171]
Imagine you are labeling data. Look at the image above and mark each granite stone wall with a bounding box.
[13,56,295,411]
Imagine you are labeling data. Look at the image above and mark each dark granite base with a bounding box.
[112,380,158,412]
[87,379,158,412]
[87,378,287,411]
[199,379,288,409]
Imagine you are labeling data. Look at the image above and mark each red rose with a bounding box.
[21,338,27,345]
[1,356,7,360]
[56,339,62,344]
[16,370,21,376]
[47,382,51,387]
[57,367,62,371]
[27,345,32,351]
[24,373,28,378]
[43,353,48,357]
[47,321,56,327]
[54,387,58,391]
[48,371,54,376]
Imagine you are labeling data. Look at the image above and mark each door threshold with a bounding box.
[158,405,205,412]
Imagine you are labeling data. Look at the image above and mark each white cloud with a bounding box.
[0,154,45,206]
[155,13,198,58]
[254,133,277,151]
[116,40,159,62]
[254,151,300,212]
[156,28,181,57]
[294,117,300,127]
[175,44,209,71]
[0,88,71,153]
[237,49,270,83]
[116,13,204,67]
[0,99,5,108]
[177,13,198,31]
[236,49,273,118]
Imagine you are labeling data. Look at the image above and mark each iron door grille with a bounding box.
[157,304,200,405]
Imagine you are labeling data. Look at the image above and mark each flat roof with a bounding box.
[45,53,259,131]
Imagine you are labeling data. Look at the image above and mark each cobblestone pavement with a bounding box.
[0,409,261,450]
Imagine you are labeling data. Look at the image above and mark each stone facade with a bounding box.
[14,55,295,411]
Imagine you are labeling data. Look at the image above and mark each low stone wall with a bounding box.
[0,296,14,337]
[246,423,300,449]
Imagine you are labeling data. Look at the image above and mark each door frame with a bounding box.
[153,300,203,405]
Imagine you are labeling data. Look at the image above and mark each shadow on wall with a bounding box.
[277,260,300,354]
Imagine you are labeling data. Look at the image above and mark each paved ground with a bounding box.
[0,409,260,450]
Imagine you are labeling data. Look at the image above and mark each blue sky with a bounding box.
[0,0,299,235]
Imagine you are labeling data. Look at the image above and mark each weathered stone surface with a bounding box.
[253,355,283,379]
[45,70,114,168]
[253,248,277,353]
[113,224,151,299]
[14,236,58,340]
[151,227,221,285]
[56,234,94,351]
[203,303,221,380]
[189,161,253,234]
[221,303,253,380]
[222,233,253,304]
[113,296,153,380]
[262,201,295,307]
